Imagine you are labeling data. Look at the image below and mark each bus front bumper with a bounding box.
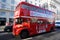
[12,28,23,36]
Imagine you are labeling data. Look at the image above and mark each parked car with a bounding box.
[4,22,13,32]
[55,20,60,27]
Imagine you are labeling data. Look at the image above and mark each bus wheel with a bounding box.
[20,30,29,39]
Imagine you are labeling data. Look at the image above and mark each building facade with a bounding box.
[15,0,41,7]
[52,0,60,20]
[0,0,15,26]
[40,0,60,20]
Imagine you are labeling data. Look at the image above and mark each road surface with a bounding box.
[0,28,60,40]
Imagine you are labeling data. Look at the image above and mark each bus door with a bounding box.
[36,20,47,33]
[30,18,37,35]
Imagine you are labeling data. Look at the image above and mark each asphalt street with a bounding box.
[0,28,60,40]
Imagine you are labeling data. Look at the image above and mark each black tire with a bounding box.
[20,30,29,39]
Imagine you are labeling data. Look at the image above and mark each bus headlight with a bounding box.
[17,25,23,28]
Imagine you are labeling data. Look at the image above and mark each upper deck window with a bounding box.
[21,4,30,10]
[21,4,45,13]
[45,10,53,15]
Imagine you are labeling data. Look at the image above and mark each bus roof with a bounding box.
[17,2,55,13]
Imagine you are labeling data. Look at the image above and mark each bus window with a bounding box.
[37,20,43,24]
[39,9,43,13]
[33,7,37,11]
[31,18,37,23]
[15,18,23,24]
[22,4,30,10]
[27,6,30,10]
[21,4,26,9]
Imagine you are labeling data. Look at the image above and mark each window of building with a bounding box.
[9,18,13,23]
[0,4,1,9]
[1,4,6,9]
[30,1,32,3]
[0,18,6,26]
[39,4,40,7]
[10,12,14,17]
[35,3,37,5]
[2,0,6,2]
[0,12,6,16]
[35,0,37,1]
[11,0,15,4]
[11,6,14,10]
[25,0,28,2]
[39,0,40,2]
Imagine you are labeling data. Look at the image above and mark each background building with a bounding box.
[52,0,60,20]
[15,0,41,7]
[40,0,60,20]
[0,0,15,26]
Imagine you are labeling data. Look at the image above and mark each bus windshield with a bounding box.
[15,18,23,24]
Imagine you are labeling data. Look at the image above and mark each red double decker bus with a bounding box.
[13,2,55,38]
